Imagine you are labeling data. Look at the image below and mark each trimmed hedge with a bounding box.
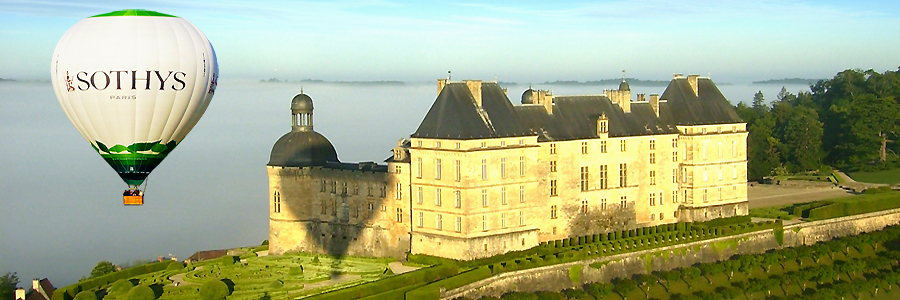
[53,261,172,300]
[73,291,97,300]
[200,280,230,300]
[808,192,900,220]
[125,285,155,300]
[406,266,492,300]
[304,264,458,300]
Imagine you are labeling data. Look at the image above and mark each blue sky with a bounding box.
[2,0,900,82]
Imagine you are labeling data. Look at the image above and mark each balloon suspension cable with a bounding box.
[141,176,149,194]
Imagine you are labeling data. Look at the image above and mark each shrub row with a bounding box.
[53,261,180,300]
[405,266,492,299]
[303,263,458,300]
[808,192,900,220]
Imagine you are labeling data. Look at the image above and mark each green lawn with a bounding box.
[848,168,900,184]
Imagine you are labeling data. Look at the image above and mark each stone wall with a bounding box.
[443,208,900,300]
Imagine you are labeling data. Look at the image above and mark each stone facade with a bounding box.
[267,74,749,261]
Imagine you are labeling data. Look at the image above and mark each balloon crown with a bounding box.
[91,9,177,18]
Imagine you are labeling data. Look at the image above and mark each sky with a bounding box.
[1,0,900,83]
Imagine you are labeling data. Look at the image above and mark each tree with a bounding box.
[723,260,741,280]
[849,94,899,163]
[698,263,724,283]
[747,114,781,180]
[90,261,117,278]
[752,91,768,116]
[586,282,613,299]
[783,106,823,172]
[680,267,701,287]
[613,278,636,300]
[761,253,781,273]
[0,272,19,300]
[659,270,681,290]
[636,274,656,296]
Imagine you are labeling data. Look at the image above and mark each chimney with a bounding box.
[437,79,447,95]
[687,75,699,96]
[15,288,25,300]
[32,279,41,291]
[673,73,684,79]
[536,90,553,115]
[650,94,659,117]
[637,93,646,102]
[465,80,482,107]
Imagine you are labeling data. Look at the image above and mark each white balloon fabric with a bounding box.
[51,9,218,186]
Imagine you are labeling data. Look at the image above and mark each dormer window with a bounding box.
[597,113,609,136]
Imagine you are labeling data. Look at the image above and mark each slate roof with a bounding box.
[187,249,228,262]
[412,82,531,139]
[660,77,743,125]
[268,131,340,167]
[411,77,743,142]
[24,279,54,300]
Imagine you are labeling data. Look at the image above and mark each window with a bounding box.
[703,170,708,182]
[381,205,386,212]
[650,170,656,185]
[519,156,525,177]
[733,166,738,179]
[702,128,707,134]
[501,212,507,228]
[368,184,373,196]
[321,200,327,215]
[601,198,607,210]
[341,182,347,195]
[481,159,488,180]
[273,191,281,213]
[482,215,488,231]
[620,196,627,208]
[650,153,656,164]
[501,187,508,205]
[550,143,557,154]
[718,168,723,181]
[672,138,677,148]
[651,213,655,221]
[396,183,402,199]
[599,119,608,133]
[650,139,656,150]
[435,159,442,180]
[703,189,708,203]
[501,158,507,178]
[620,140,626,152]
[396,208,403,222]
[672,191,678,204]
[331,181,336,193]
[418,212,424,227]
[519,211,525,226]
[673,151,678,162]
[550,161,557,172]
[552,227,557,235]
[481,142,486,148]
[435,188,442,206]
[599,165,608,189]
[455,190,461,208]
[519,139,525,145]
[437,214,443,230]
[660,213,665,220]
[455,160,461,181]
[619,163,628,187]
[551,205,558,219]
[650,193,656,206]
[684,190,688,204]
[718,187,723,201]
[732,141,737,157]
[417,140,422,147]
[456,217,462,232]
[702,145,707,160]
[581,141,588,154]
[580,166,590,191]
[353,183,359,195]
[519,186,525,202]
[417,186,424,204]
[550,180,558,196]
[321,180,326,192]
[482,189,488,207]
[501,141,506,147]
[581,200,588,213]
[601,141,607,153]
[416,158,422,178]
[455,142,461,149]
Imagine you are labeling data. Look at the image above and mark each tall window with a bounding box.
[581,141,588,154]
[456,217,462,232]
[416,157,422,178]
[672,191,678,204]
[455,190,461,208]
[650,170,656,185]
[672,138,677,148]
[650,139,656,150]
[501,141,506,147]
[321,180,326,192]
[601,198,607,210]
[435,159,442,180]
[703,189,708,202]
[718,168,723,181]
[396,183,402,199]
[501,212,507,228]
[620,196,627,208]
[273,191,281,213]
[519,211,525,226]
[501,187,508,205]
[580,166,590,191]
[519,156,525,177]
[601,141,607,153]
[395,165,401,174]
[501,158,507,178]
[550,161,557,172]
[620,140,626,152]
[417,187,423,204]
[396,208,403,222]
[702,145,707,160]
[550,143,557,154]
[581,200,588,213]
[673,151,678,162]
[703,170,708,182]
[321,200,327,215]
[481,159,488,180]
[455,142,461,149]
[551,205,558,219]
[650,153,656,164]
[619,163,628,187]
[482,189,488,207]
[718,187,723,201]
[733,166,738,179]
[435,188,442,206]
[519,186,525,202]
[732,141,737,157]
[599,165,608,189]
[482,215,488,231]
[341,182,347,195]
[455,160,461,181]
[650,193,656,206]
[418,211,424,227]
[550,180,558,196]
[437,214,443,230]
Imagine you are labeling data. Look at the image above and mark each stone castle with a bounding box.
[266,74,748,260]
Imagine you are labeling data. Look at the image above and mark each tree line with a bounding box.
[735,68,900,181]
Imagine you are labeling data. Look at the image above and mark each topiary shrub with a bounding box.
[126,285,155,300]
[166,261,183,271]
[73,291,98,300]
[268,280,284,289]
[200,280,230,300]
[110,279,134,294]
[289,266,304,276]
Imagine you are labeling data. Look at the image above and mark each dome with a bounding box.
[291,93,313,113]
[618,80,630,91]
[268,131,339,167]
[521,88,534,104]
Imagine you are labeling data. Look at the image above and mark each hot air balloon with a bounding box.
[51,9,218,205]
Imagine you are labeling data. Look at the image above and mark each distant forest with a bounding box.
[752,78,824,85]
[736,68,900,180]
[543,78,670,86]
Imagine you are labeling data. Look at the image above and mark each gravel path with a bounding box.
[388,262,420,274]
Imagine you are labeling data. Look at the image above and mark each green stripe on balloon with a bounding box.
[95,140,178,185]
[91,10,177,18]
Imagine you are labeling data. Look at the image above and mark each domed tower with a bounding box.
[521,87,535,104]
[268,92,339,167]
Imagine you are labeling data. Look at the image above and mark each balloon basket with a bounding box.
[124,195,143,205]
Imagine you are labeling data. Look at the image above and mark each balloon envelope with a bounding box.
[51,9,218,186]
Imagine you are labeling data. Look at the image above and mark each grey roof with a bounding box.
[268,131,339,167]
[619,80,630,91]
[412,82,532,139]
[521,88,534,104]
[291,93,313,112]
[660,78,743,125]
